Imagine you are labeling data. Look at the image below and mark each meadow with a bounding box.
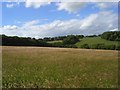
[47,40,62,44]
[75,37,118,48]
[2,46,118,88]
[47,37,119,49]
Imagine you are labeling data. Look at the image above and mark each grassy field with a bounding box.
[47,40,62,43]
[76,37,118,48]
[47,37,119,48]
[2,46,118,88]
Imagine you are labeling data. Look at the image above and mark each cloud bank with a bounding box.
[1,11,117,38]
[57,2,85,13]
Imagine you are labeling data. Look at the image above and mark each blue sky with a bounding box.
[2,2,97,25]
[1,1,118,38]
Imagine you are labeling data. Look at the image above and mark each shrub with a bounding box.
[50,42,64,47]
[82,43,117,50]
[105,45,116,50]
[81,44,90,49]
[115,45,120,50]
[101,31,120,41]
[63,35,79,45]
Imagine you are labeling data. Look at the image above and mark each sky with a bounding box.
[0,1,118,38]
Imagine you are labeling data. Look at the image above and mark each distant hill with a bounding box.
[75,37,118,48]
[1,31,120,50]
[48,36,119,50]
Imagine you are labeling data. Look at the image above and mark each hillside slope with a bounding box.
[75,37,118,48]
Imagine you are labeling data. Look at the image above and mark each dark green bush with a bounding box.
[101,31,120,41]
[115,45,120,50]
[81,44,90,49]
[91,43,106,49]
[105,45,116,50]
[63,35,79,45]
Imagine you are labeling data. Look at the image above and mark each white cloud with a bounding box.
[25,1,86,13]
[80,14,98,29]
[6,2,20,8]
[97,3,108,9]
[80,11,117,35]
[24,1,86,13]
[24,2,117,14]
[5,0,119,10]
[3,25,18,30]
[1,11,117,38]
[57,2,85,13]
[95,2,117,9]
[110,28,118,31]
[3,0,119,2]
[6,4,14,8]
[25,0,51,8]
[0,25,19,36]
[23,20,39,27]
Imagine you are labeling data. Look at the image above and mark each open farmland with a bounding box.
[2,46,118,88]
[76,37,119,48]
[47,37,119,49]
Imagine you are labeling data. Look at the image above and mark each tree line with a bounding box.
[101,31,120,41]
[49,35,81,48]
[43,35,84,41]
[81,43,120,50]
[1,31,120,50]
[80,31,120,50]
[1,34,83,47]
[1,35,48,46]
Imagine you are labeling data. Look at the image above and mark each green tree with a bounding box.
[63,35,79,45]
[81,44,90,49]
[101,31,120,41]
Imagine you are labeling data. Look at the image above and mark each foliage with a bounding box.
[86,35,98,37]
[101,31,120,41]
[43,36,67,41]
[63,35,80,45]
[81,44,90,49]
[50,42,64,47]
[81,43,120,50]
[1,32,120,50]
[2,35,48,46]
[76,37,119,50]
[43,35,84,41]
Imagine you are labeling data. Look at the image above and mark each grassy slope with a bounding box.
[47,37,119,48]
[47,40,62,43]
[3,46,118,88]
[76,37,118,48]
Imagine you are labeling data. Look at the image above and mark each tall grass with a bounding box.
[2,46,118,88]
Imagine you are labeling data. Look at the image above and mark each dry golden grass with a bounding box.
[2,46,118,88]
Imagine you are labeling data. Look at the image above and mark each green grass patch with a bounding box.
[47,40,62,43]
[76,37,118,48]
